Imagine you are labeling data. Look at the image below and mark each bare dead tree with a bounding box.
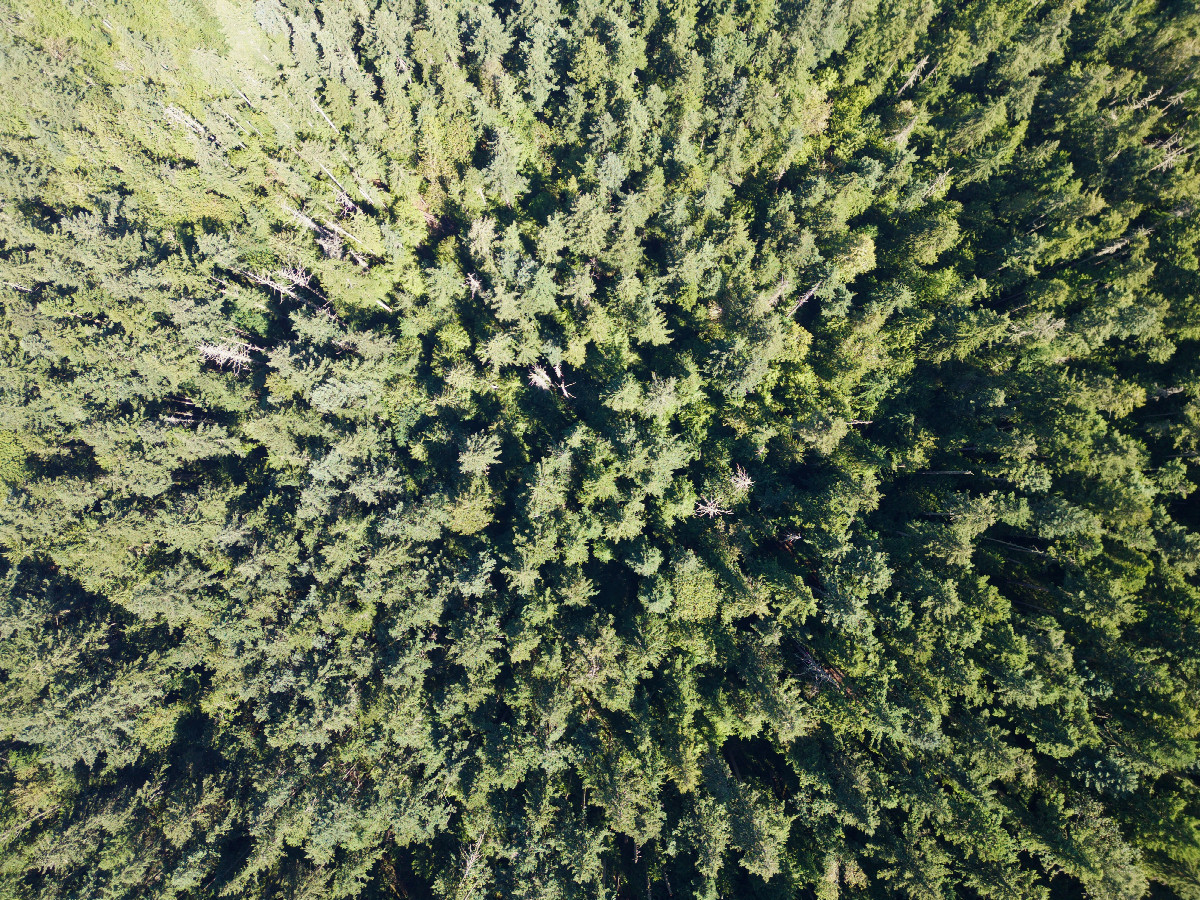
[788,283,819,317]
[456,830,488,900]
[731,465,754,493]
[278,200,320,233]
[892,114,919,145]
[317,231,344,259]
[198,342,255,374]
[896,56,929,96]
[766,276,791,308]
[163,104,207,137]
[694,496,731,518]
[793,642,847,695]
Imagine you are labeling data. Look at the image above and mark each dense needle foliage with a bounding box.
[1,0,1199,897]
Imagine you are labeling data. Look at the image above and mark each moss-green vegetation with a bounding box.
[1,0,1198,897]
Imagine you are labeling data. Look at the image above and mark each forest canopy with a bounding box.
[1,0,1199,898]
